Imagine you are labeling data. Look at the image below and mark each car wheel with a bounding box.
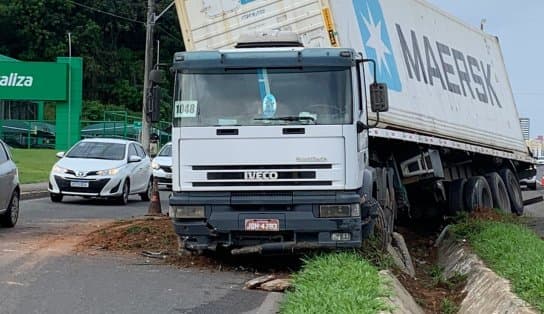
[140,179,152,201]
[117,180,130,205]
[0,191,20,228]
[50,193,63,203]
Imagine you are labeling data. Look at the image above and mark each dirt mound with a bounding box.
[80,217,220,269]
[470,207,505,221]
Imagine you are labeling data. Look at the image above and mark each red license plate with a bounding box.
[245,219,280,232]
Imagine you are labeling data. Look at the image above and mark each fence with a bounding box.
[0,111,171,149]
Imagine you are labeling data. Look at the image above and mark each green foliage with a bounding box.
[440,298,459,314]
[0,0,182,121]
[11,148,58,184]
[281,252,390,314]
[451,220,544,311]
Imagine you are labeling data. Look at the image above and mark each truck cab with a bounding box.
[168,32,386,254]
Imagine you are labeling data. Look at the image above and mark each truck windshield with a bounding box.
[174,68,352,127]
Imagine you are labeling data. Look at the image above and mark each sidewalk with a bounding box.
[21,182,49,200]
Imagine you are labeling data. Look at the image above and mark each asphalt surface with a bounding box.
[0,192,270,314]
[522,188,544,237]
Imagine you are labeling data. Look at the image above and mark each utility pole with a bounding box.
[141,0,156,153]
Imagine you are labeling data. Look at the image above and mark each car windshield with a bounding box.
[66,142,126,160]
[174,67,352,127]
[158,144,172,157]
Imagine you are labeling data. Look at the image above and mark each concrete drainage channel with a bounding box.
[436,228,537,314]
[380,228,538,314]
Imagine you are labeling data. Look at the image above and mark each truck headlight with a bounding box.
[151,161,160,170]
[97,167,121,176]
[169,206,205,218]
[319,204,360,218]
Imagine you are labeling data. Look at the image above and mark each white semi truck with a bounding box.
[167,0,534,254]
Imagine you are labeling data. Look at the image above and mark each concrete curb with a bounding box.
[437,231,537,314]
[379,270,424,314]
[20,182,49,200]
[21,191,49,200]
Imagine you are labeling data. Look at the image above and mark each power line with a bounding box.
[66,0,145,25]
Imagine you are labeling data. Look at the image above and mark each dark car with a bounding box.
[0,140,20,227]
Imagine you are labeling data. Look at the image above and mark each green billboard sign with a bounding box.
[0,61,67,101]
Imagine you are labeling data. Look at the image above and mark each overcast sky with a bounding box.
[426,0,544,138]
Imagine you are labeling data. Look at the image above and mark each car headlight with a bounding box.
[96,167,121,176]
[319,204,360,218]
[169,206,205,218]
[151,161,160,170]
[52,165,68,174]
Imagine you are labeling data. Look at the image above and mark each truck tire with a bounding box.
[373,203,391,252]
[499,168,524,215]
[447,179,466,215]
[464,176,493,212]
[485,172,511,213]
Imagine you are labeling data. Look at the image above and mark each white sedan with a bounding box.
[151,142,172,188]
[48,138,152,205]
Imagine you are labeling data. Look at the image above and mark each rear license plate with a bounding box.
[245,219,280,232]
[70,181,89,188]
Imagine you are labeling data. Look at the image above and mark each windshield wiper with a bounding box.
[254,116,316,122]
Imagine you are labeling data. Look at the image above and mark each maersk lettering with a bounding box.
[0,73,34,87]
[395,24,501,108]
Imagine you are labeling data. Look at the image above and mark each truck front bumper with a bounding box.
[169,191,370,253]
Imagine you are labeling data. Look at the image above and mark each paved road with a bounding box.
[522,188,544,237]
[0,193,271,314]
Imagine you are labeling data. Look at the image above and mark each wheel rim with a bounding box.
[10,194,19,224]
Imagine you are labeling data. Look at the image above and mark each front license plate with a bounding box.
[245,219,280,232]
[70,181,89,188]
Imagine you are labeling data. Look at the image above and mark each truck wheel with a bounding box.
[485,172,511,213]
[373,204,391,252]
[464,176,493,212]
[447,179,466,215]
[499,168,524,215]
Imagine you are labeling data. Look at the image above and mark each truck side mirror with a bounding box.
[370,83,389,113]
[147,85,161,123]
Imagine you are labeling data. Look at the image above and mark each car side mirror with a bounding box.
[56,152,65,158]
[128,155,142,163]
[370,83,389,113]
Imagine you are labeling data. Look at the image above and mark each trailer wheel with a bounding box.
[447,179,466,215]
[499,168,524,215]
[485,172,511,213]
[464,176,493,212]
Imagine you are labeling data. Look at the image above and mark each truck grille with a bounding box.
[191,164,333,187]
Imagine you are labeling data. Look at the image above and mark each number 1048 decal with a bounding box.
[174,101,198,118]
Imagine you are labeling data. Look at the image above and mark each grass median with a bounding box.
[281,252,390,314]
[451,217,544,312]
[11,148,58,184]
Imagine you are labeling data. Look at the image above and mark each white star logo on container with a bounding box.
[361,5,391,75]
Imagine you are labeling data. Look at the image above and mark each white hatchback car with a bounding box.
[151,142,172,188]
[49,138,152,205]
